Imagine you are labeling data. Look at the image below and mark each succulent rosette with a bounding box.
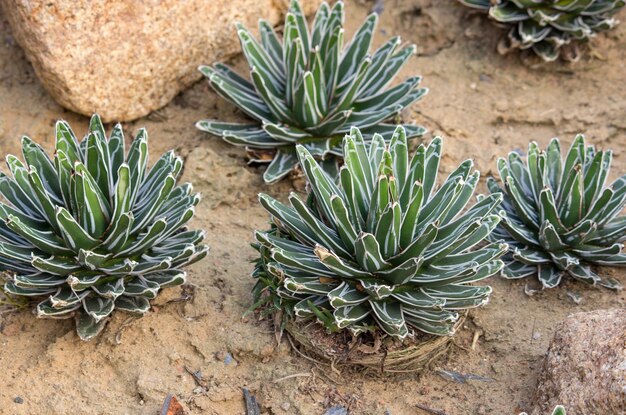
[0,115,208,340]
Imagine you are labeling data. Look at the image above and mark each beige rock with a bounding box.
[532,309,626,415]
[0,0,321,121]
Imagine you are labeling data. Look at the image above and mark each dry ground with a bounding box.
[0,1,624,414]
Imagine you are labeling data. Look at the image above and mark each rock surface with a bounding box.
[532,309,626,415]
[0,0,321,121]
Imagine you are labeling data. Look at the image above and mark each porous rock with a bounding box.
[0,0,321,121]
[532,308,626,415]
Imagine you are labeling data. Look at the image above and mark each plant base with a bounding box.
[284,316,466,374]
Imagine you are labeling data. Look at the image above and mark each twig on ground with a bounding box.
[285,335,343,384]
[471,329,483,350]
[273,372,312,383]
[415,402,448,415]
[452,338,471,352]
[167,283,197,304]
[286,334,326,366]
[184,366,208,389]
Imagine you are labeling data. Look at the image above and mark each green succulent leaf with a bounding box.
[115,295,151,315]
[75,311,108,341]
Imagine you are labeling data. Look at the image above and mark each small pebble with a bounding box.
[14,397,23,404]
[223,353,233,365]
[533,331,541,340]
[371,0,384,14]
[494,99,509,112]
[215,351,227,361]
[323,406,348,415]
[281,402,291,411]
[167,352,181,363]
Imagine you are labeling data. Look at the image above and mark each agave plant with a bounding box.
[252,126,506,339]
[458,0,625,61]
[197,0,427,183]
[488,135,626,289]
[0,115,208,340]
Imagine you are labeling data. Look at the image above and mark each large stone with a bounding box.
[531,309,626,415]
[0,0,321,121]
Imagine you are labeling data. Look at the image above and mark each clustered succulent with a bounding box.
[0,115,208,340]
[0,0,623,379]
[252,126,506,339]
[197,0,426,183]
[489,135,626,289]
[459,0,625,61]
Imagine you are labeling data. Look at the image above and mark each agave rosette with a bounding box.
[0,115,208,340]
[197,0,427,183]
[252,126,505,339]
[459,0,625,61]
[488,135,626,289]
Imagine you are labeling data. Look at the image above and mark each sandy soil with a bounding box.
[0,1,624,414]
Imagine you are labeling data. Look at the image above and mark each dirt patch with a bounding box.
[0,1,625,414]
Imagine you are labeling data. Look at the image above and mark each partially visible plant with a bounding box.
[197,0,427,183]
[252,126,505,339]
[520,405,566,415]
[458,0,625,61]
[0,115,208,340]
[0,283,29,315]
[489,135,625,289]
